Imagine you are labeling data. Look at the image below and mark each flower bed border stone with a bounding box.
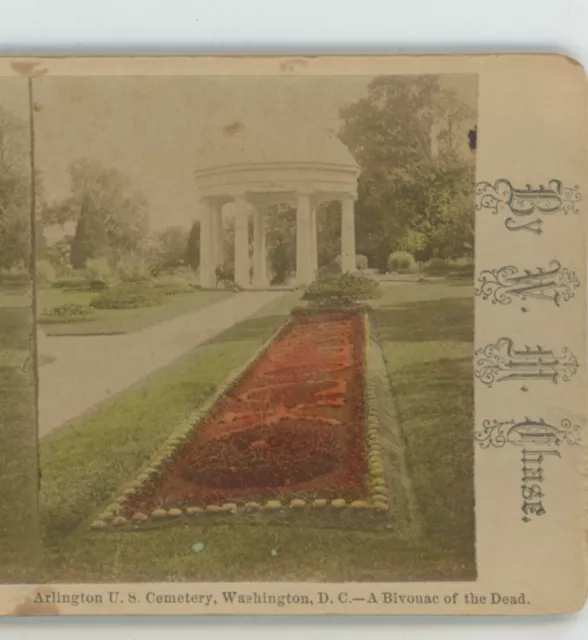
[90,310,391,532]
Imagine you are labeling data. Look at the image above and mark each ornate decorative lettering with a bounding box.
[475,418,580,449]
[475,179,581,234]
[475,260,580,307]
[475,338,578,386]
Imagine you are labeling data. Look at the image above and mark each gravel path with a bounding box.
[37,290,285,437]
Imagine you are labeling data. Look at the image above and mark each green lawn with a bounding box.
[33,280,475,584]
[36,287,234,335]
[0,289,41,581]
[371,281,475,570]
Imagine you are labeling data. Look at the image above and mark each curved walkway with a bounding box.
[37,290,285,437]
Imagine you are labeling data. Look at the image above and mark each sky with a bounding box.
[0,74,477,235]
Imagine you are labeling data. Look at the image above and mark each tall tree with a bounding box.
[185,220,200,271]
[0,106,32,270]
[46,158,149,268]
[149,225,188,272]
[266,204,296,284]
[70,194,109,268]
[339,75,475,270]
[316,202,341,269]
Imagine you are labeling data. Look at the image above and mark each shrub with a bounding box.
[0,268,30,288]
[316,263,341,280]
[422,257,447,274]
[167,265,199,283]
[449,262,475,279]
[291,302,371,316]
[38,303,98,324]
[52,276,91,291]
[355,254,368,271]
[114,255,151,282]
[90,282,167,310]
[36,260,56,285]
[88,279,109,291]
[153,275,195,295]
[422,257,474,278]
[387,251,417,274]
[85,257,112,283]
[302,272,381,304]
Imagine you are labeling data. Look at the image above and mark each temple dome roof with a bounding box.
[194,120,358,171]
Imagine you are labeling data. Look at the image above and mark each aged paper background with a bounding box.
[0,54,585,616]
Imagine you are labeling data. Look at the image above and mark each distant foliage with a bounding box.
[316,263,341,280]
[165,265,200,283]
[153,275,195,295]
[51,276,90,291]
[39,303,97,324]
[85,257,112,283]
[339,75,476,271]
[302,272,381,305]
[387,251,417,274]
[35,259,56,285]
[266,204,296,285]
[0,107,35,271]
[70,194,109,269]
[55,159,149,269]
[422,257,474,278]
[0,267,30,289]
[185,221,201,272]
[88,279,109,291]
[114,254,151,282]
[90,282,166,310]
[355,254,368,271]
[149,225,189,274]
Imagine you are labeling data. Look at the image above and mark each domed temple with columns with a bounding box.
[194,124,360,288]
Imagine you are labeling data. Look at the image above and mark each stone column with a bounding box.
[199,199,215,288]
[252,205,268,288]
[211,203,224,268]
[296,190,313,285]
[310,204,318,278]
[340,195,357,273]
[234,194,250,288]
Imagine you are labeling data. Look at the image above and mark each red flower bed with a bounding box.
[126,313,367,510]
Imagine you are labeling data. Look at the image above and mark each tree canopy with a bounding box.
[45,158,149,269]
[339,75,475,271]
[0,106,32,270]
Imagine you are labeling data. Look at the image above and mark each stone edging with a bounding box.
[91,311,388,530]
[363,313,391,512]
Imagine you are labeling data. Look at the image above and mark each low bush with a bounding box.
[422,257,474,278]
[153,275,196,295]
[90,282,167,310]
[88,279,109,291]
[291,302,371,316]
[387,251,417,274]
[86,258,112,283]
[355,254,368,271]
[114,255,151,282]
[316,263,341,280]
[38,303,98,324]
[302,272,381,305]
[0,268,30,289]
[167,265,199,283]
[52,277,91,291]
[36,260,56,285]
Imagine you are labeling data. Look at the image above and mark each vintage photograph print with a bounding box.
[1,72,478,587]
